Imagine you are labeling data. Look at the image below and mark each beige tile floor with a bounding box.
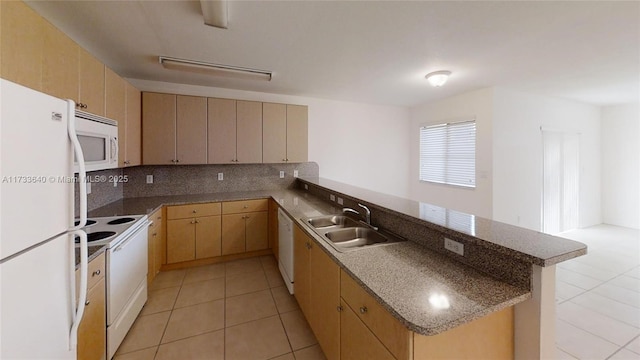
[555,225,640,360]
[113,255,327,360]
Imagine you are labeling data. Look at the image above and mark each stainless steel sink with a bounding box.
[325,227,389,246]
[307,215,361,229]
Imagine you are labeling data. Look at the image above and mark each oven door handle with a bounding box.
[114,222,148,252]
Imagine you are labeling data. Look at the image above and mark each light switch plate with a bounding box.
[304,184,308,190]
[337,197,344,205]
[279,171,285,178]
[330,194,336,202]
[293,170,299,178]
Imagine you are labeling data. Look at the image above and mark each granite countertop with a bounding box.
[83,187,531,335]
[298,177,587,266]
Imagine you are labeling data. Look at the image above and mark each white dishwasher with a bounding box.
[278,208,294,294]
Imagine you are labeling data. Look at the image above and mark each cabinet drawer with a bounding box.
[222,199,268,214]
[87,252,105,290]
[340,270,411,360]
[167,202,221,219]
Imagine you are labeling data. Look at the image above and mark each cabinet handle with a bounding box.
[190,220,196,224]
[337,305,343,312]
[124,160,130,165]
[282,158,287,162]
[359,306,368,314]
[152,233,157,237]
[92,269,101,277]
[170,159,176,163]
[176,159,180,163]
[157,216,161,220]
[195,220,200,224]
[286,159,289,162]
[243,205,248,209]
[85,300,90,306]
[192,210,197,213]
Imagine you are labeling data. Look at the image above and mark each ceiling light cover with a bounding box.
[426,70,452,87]
[159,56,272,81]
[200,0,228,29]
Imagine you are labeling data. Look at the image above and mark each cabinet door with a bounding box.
[166,218,195,263]
[142,92,176,165]
[293,224,310,316]
[221,213,246,255]
[105,67,127,166]
[262,102,287,163]
[147,219,157,285]
[176,95,207,164]
[42,23,78,101]
[340,299,394,360]
[124,82,142,166]
[208,98,237,164]
[78,47,105,116]
[269,200,279,260]
[196,215,222,259]
[0,1,44,91]
[77,277,106,360]
[286,105,308,162]
[245,211,268,252]
[309,246,341,360]
[236,100,263,163]
[154,210,165,272]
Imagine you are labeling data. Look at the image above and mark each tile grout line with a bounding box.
[605,334,640,360]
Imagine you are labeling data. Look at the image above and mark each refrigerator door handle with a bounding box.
[67,100,88,229]
[69,230,88,351]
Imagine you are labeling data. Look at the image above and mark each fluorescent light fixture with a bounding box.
[425,70,451,87]
[159,56,272,81]
[200,0,228,29]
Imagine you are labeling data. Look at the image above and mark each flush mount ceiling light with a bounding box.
[425,70,452,87]
[159,56,272,81]
[200,0,228,29]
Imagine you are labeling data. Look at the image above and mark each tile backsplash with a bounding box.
[76,162,319,216]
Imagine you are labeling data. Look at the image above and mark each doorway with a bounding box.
[542,129,580,234]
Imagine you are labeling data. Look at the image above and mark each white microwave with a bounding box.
[74,110,118,172]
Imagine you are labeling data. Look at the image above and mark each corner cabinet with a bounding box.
[77,252,106,360]
[262,103,308,163]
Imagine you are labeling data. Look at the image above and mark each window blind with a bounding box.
[419,120,476,188]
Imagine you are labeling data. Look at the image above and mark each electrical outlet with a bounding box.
[146,175,153,184]
[86,182,91,195]
[294,197,299,206]
[293,170,299,178]
[304,184,308,190]
[330,194,336,202]
[337,197,344,205]
[217,173,223,181]
[113,178,117,187]
[279,171,285,178]
[444,238,464,256]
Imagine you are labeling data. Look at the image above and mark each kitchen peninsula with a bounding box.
[85,175,586,359]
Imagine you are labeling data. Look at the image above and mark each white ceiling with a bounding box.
[27,1,640,107]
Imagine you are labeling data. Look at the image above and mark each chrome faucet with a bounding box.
[343,203,377,230]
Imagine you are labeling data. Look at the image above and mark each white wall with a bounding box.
[128,79,411,197]
[409,88,494,218]
[492,88,602,231]
[602,103,640,229]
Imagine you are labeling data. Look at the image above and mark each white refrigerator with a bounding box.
[0,79,89,359]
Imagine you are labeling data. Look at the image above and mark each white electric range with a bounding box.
[77,215,150,359]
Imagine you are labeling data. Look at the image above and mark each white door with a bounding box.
[542,130,580,234]
[0,80,73,259]
[0,233,76,359]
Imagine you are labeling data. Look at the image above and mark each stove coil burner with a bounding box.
[107,217,136,225]
[75,219,97,227]
[75,231,117,243]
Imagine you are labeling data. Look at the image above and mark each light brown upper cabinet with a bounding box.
[0,1,45,92]
[142,92,177,165]
[42,23,78,102]
[78,47,105,116]
[123,82,141,167]
[286,105,309,162]
[208,98,237,164]
[105,67,127,166]
[236,100,263,163]
[176,95,207,164]
[262,103,287,163]
[262,103,309,163]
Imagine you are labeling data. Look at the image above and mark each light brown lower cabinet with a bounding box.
[166,203,222,264]
[291,224,515,360]
[268,199,279,260]
[147,208,164,285]
[221,199,269,255]
[77,252,106,360]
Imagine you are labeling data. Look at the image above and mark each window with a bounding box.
[419,120,476,188]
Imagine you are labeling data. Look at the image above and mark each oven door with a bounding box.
[106,224,148,325]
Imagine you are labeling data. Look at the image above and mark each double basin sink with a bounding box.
[304,215,405,252]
